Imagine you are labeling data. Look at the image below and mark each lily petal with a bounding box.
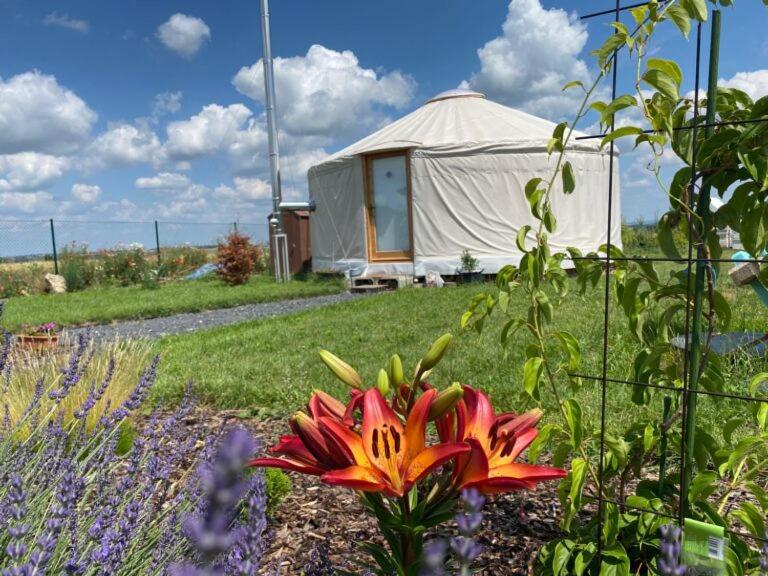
[309,390,347,420]
[319,416,369,465]
[322,465,387,493]
[454,438,490,490]
[506,428,539,461]
[404,388,436,462]
[462,476,536,495]
[249,457,325,476]
[405,442,470,485]
[490,462,567,482]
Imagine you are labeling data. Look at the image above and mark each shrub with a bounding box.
[263,467,291,513]
[459,249,479,273]
[0,313,270,574]
[101,245,152,286]
[60,242,100,291]
[0,262,48,297]
[216,233,259,285]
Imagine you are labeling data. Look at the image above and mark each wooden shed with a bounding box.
[268,210,312,275]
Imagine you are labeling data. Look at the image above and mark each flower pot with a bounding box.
[16,334,59,351]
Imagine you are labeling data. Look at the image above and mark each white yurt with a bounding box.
[307,89,621,277]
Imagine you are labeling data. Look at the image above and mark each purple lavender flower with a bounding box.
[49,333,89,401]
[450,488,484,575]
[421,539,448,576]
[174,427,258,573]
[760,529,767,575]
[658,524,686,576]
[303,537,334,576]
[3,475,30,568]
[226,474,270,576]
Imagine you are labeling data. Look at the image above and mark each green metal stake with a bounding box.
[49,218,59,275]
[683,9,721,515]
[233,221,238,234]
[658,396,671,496]
[154,220,161,265]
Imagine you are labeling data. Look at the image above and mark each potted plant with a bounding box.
[17,322,60,350]
[457,249,483,283]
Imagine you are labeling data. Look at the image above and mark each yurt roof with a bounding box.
[317,89,597,166]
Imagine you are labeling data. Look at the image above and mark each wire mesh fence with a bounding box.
[574,1,768,559]
[0,219,270,264]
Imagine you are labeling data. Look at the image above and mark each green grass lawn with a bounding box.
[0,274,345,332]
[153,276,768,434]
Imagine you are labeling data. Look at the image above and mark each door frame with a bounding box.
[363,149,414,262]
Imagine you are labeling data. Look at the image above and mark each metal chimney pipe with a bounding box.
[260,0,282,234]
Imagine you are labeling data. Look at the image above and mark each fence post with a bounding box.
[49,218,59,274]
[233,221,238,233]
[154,220,161,264]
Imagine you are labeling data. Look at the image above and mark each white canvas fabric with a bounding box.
[308,90,621,277]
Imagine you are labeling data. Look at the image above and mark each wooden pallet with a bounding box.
[350,276,399,293]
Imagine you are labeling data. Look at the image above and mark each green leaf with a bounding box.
[689,470,718,502]
[523,356,543,401]
[529,423,561,462]
[642,68,680,101]
[562,458,587,531]
[646,58,683,87]
[547,122,567,155]
[562,399,583,448]
[600,126,644,148]
[553,540,574,575]
[516,225,532,253]
[562,161,576,194]
[681,0,708,22]
[666,4,692,38]
[601,94,638,124]
[543,208,557,233]
[552,330,581,371]
[602,502,619,547]
[562,80,585,92]
[657,213,683,259]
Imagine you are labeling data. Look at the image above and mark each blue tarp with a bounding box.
[184,263,217,280]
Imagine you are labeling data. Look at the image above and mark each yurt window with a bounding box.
[363,151,413,261]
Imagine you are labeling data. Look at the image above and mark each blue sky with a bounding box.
[0,0,766,243]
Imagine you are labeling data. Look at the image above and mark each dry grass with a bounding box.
[5,335,154,435]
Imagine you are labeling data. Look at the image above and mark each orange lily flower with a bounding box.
[441,385,566,495]
[250,390,358,475]
[320,388,470,497]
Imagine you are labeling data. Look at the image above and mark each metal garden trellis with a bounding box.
[571,0,768,560]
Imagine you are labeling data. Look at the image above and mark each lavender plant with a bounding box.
[419,489,485,576]
[0,321,270,574]
[658,524,686,576]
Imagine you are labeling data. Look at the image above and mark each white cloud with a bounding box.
[0,191,53,213]
[165,103,251,160]
[213,177,271,201]
[87,122,162,168]
[152,91,183,120]
[719,70,768,101]
[135,172,191,190]
[93,198,139,220]
[71,183,101,203]
[463,0,591,120]
[157,14,211,59]
[0,71,97,154]
[232,44,415,138]
[0,153,68,191]
[43,12,89,33]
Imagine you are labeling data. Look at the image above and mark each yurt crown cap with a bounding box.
[426,89,486,104]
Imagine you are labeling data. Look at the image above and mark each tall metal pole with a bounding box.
[260,0,285,280]
[682,9,720,512]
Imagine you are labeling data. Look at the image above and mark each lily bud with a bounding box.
[389,354,404,386]
[376,369,390,396]
[420,334,453,372]
[428,382,464,421]
[319,350,363,389]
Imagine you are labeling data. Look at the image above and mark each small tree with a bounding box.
[216,232,258,285]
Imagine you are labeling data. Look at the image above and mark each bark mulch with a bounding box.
[158,407,566,575]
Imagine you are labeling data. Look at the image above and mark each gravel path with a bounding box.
[65,292,363,341]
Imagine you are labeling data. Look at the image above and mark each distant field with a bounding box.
[0,274,345,331]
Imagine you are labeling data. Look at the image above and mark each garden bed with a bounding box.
[149,406,566,575]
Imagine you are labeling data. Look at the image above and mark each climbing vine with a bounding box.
[462,0,768,573]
